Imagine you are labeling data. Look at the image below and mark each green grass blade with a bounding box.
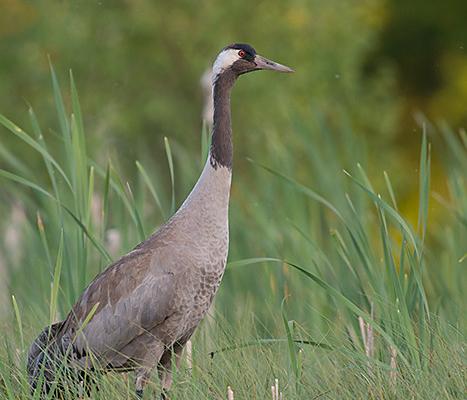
[417,128,431,246]
[136,160,166,220]
[0,114,73,191]
[281,302,299,390]
[69,70,84,142]
[281,259,410,367]
[101,161,111,241]
[378,207,420,367]
[0,168,55,200]
[209,338,333,357]
[0,168,111,265]
[72,302,100,344]
[227,257,282,269]
[36,212,53,274]
[49,231,64,324]
[49,60,69,140]
[108,163,146,240]
[343,170,420,259]
[86,166,95,227]
[125,181,146,239]
[62,205,113,263]
[164,136,175,215]
[90,161,149,240]
[28,107,62,213]
[250,158,343,219]
[70,113,88,216]
[356,163,375,192]
[383,171,398,211]
[11,295,24,350]
[0,140,31,177]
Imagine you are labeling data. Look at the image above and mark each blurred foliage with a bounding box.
[1,0,465,158]
[1,0,465,219]
[374,0,467,126]
[0,0,397,168]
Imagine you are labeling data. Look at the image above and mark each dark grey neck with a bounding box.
[210,70,236,170]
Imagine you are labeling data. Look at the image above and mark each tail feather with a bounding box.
[27,322,64,394]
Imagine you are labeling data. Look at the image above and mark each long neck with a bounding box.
[172,71,234,220]
[210,71,236,170]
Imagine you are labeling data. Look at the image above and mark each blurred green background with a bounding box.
[1,0,466,216]
[0,1,465,398]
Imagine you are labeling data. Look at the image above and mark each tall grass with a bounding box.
[0,71,465,399]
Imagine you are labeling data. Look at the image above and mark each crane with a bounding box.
[27,43,293,399]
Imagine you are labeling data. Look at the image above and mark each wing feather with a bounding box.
[60,244,176,363]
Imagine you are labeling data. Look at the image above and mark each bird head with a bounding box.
[212,43,293,81]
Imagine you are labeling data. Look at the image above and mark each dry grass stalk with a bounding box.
[271,378,283,400]
[389,345,398,388]
[358,303,375,359]
[185,339,193,370]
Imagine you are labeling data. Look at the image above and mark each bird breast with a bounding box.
[171,157,232,255]
[154,160,232,334]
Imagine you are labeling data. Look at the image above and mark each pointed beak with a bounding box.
[254,54,294,73]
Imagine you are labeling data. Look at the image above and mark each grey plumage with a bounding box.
[27,43,292,398]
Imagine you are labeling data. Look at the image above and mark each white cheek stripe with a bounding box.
[212,49,240,78]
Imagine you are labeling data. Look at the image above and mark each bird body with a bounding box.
[28,43,292,398]
[65,156,231,368]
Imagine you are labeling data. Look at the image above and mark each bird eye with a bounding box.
[238,50,246,58]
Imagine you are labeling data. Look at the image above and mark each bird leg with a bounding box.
[134,341,165,398]
[157,343,184,399]
[135,369,150,398]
